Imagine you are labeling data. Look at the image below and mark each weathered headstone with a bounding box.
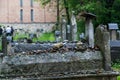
[55,30,61,42]
[61,15,67,41]
[108,23,118,40]
[2,33,7,56]
[71,11,77,41]
[117,30,120,40]
[95,25,111,71]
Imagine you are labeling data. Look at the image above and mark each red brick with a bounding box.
[0,0,57,23]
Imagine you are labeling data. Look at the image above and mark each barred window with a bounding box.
[30,0,33,7]
[20,0,23,7]
[20,9,23,22]
[31,9,34,21]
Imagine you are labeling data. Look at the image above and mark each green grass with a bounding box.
[0,32,55,51]
[112,61,120,72]
[13,33,29,41]
[13,32,55,42]
[118,76,120,80]
[33,32,55,42]
[112,62,120,80]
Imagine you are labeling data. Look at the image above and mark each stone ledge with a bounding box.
[0,71,119,80]
[1,51,103,75]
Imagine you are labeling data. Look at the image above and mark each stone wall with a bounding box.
[1,23,56,33]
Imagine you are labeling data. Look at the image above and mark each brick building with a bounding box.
[0,0,57,32]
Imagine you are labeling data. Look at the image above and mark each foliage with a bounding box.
[112,60,120,69]
[77,20,85,34]
[34,0,51,6]
[112,61,120,80]
[36,0,120,28]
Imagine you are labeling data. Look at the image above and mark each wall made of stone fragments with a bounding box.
[1,23,56,33]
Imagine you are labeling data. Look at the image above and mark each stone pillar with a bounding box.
[66,24,71,41]
[108,23,118,41]
[2,33,7,56]
[61,15,67,41]
[95,25,111,71]
[85,18,89,39]
[117,30,120,40]
[71,11,77,41]
[103,32,111,70]
[55,30,61,42]
[111,30,117,40]
[85,18,94,47]
[81,12,96,48]
[88,19,94,48]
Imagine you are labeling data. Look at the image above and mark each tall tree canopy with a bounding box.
[37,0,120,32]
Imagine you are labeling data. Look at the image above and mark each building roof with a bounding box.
[108,23,118,30]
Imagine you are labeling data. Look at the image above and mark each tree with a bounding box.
[36,0,120,31]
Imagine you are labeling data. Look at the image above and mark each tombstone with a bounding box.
[55,30,61,42]
[29,33,37,39]
[61,15,67,41]
[95,25,111,70]
[79,32,85,42]
[81,12,96,48]
[117,30,120,40]
[2,33,7,56]
[71,11,77,41]
[108,23,118,41]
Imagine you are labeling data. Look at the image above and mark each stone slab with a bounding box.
[1,51,103,75]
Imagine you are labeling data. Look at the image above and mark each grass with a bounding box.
[32,32,55,42]
[13,32,55,42]
[112,61,120,80]
[112,60,120,71]
[14,33,28,40]
[0,32,55,51]
[118,76,120,80]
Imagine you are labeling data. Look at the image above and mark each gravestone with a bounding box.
[2,33,7,56]
[110,40,120,61]
[81,12,96,48]
[61,15,67,41]
[108,23,118,40]
[55,30,61,42]
[117,30,120,40]
[71,11,77,41]
[95,24,111,71]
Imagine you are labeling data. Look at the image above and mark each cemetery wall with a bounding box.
[1,23,56,33]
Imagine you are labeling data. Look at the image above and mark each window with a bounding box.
[20,0,23,7]
[20,9,23,22]
[30,0,33,7]
[31,9,34,21]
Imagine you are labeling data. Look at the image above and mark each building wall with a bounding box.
[0,0,57,23]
